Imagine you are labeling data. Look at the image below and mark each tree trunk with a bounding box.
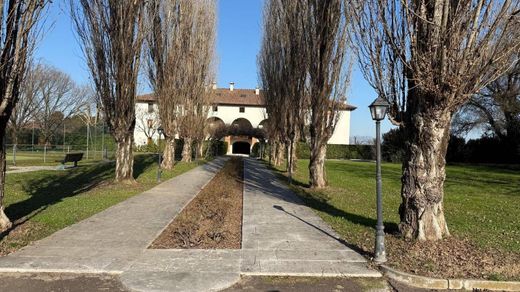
[290,139,297,172]
[0,140,12,232]
[181,137,193,162]
[399,110,452,241]
[161,137,175,170]
[196,141,204,159]
[286,139,297,175]
[309,142,327,188]
[274,140,284,166]
[115,133,134,183]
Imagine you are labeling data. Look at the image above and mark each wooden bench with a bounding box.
[56,153,84,169]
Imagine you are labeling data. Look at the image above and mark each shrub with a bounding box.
[381,128,405,162]
[202,140,227,158]
[295,142,374,160]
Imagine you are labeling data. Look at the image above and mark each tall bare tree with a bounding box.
[305,0,351,188]
[72,0,146,182]
[9,60,38,148]
[147,0,216,164]
[350,0,520,240]
[259,0,309,178]
[259,0,287,168]
[0,0,48,231]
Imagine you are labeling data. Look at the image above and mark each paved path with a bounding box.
[0,157,379,291]
[7,166,57,174]
[241,158,378,277]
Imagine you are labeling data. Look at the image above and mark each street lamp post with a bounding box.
[157,126,164,182]
[369,96,390,264]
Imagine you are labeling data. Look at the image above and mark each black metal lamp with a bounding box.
[369,96,390,263]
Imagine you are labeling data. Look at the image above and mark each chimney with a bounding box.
[212,81,217,90]
[229,82,235,91]
[255,86,260,95]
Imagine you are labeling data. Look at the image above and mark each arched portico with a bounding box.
[206,117,225,138]
[258,119,269,129]
[232,141,251,155]
[231,118,253,132]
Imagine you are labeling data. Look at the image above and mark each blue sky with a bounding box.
[34,0,394,139]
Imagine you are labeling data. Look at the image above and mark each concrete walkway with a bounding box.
[241,158,379,277]
[6,166,57,174]
[0,157,379,291]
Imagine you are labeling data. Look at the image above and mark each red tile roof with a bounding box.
[137,88,356,110]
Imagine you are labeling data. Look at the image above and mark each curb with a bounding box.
[380,265,520,291]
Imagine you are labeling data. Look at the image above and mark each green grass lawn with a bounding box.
[0,154,204,254]
[6,151,110,167]
[272,159,520,279]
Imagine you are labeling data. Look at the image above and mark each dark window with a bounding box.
[240,94,247,97]
[147,102,154,113]
[213,105,218,112]
[147,119,153,128]
[239,107,245,113]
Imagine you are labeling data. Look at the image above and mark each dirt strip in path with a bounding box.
[150,157,243,249]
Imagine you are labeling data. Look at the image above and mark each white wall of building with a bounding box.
[134,102,159,146]
[328,110,351,145]
[208,105,267,127]
[133,102,352,146]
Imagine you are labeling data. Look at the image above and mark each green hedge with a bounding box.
[135,139,227,159]
[202,140,228,158]
[295,142,374,160]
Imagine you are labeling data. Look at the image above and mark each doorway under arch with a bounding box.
[232,141,251,155]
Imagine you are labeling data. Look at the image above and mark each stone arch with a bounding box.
[258,119,269,129]
[206,117,225,131]
[231,118,253,132]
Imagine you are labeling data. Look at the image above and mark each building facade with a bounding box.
[135,83,356,154]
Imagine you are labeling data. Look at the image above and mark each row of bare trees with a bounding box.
[72,0,216,181]
[259,0,351,188]
[0,0,217,232]
[146,0,216,167]
[260,0,519,241]
[9,62,92,147]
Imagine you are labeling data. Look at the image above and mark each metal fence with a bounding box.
[6,144,116,166]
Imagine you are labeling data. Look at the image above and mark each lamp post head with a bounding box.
[369,97,391,121]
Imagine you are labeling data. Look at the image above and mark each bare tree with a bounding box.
[146,0,215,168]
[259,0,310,178]
[33,64,85,145]
[259,0,287,168]
[453,56,520,147]
[9,60,39,148]
[0,0,48,231]
[72,0,146,182]
[305,0,351,188]
[146,0,216,164]
[350,0,520,240]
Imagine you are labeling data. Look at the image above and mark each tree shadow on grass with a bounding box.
[133,154,158,178]
[264,161,399,235]
[1,155,158,240]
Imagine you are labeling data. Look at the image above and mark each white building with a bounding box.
[135,83,356,154]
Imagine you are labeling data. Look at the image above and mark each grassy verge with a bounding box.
[6,150,111,167]
[1,154,204,255]
[271,159,520,280]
